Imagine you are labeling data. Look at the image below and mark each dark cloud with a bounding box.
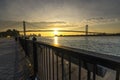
[0,0,120,21]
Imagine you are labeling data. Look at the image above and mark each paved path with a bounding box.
[0,38,30,80]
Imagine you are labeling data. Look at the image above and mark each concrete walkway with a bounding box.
[0,38,30,80]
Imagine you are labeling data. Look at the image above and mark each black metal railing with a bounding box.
[19,38,120,80]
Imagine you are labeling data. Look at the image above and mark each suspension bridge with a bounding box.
[0,21,104,36]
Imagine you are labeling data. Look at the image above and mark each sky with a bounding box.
[0,0,120,33]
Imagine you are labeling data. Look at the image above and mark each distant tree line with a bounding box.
[0,29,20,37]
[55,33,120,37]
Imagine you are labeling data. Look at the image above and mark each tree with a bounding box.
[0,29,20,37]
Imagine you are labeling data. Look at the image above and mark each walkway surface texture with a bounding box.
[0,38,30,80]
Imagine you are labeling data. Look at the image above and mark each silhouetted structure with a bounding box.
[85,25,88,36]
[0,29,20,37]
[23,21,26,37]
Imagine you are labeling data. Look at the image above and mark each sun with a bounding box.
[53,28,59,35]
[54,30,58,35]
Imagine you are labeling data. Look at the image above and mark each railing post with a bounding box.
[32,37,38,79]
[116,69,120,80]
[25,38,28,56]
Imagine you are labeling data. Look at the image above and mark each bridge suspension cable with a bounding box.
[0,22,22,30]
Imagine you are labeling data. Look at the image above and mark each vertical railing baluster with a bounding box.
[42,47,44,80]
[41,48,44,80]
[41,48,43,80]
[116,70,120,80]
[25,39,28,56]
[44,47,46,80]
[86,62,91,80]
[87,70,91,80]
[46,47,48,80]
[78,59,81,80]
[61,53,64,80]
[49,48,51,80]
[42,48,44,80]
[69,56,71,80]
[45,46,47,80]
[93,64,96,80]
[52,50,55,80]
[56,52,59,80]
[39,47,41,80]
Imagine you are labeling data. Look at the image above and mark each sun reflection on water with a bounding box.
[54,36,59,45]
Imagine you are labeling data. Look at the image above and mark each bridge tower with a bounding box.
[85,25,88,36]
[23,21,26,37]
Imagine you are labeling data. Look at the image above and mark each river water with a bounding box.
[36,36,120,57]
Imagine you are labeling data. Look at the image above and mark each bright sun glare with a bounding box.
[53,28,59,35]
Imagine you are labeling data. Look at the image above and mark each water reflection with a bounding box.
[84,36,89,49]
[54,36,58,45]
